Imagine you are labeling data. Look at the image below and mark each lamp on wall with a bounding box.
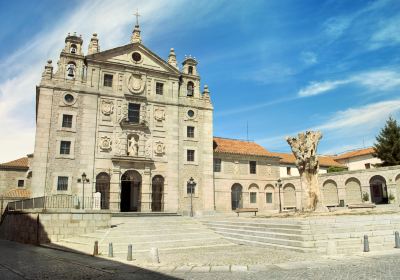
[187,177,197,217]
[78,172,90,209]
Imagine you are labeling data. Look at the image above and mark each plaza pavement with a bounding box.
[1,239,400,279]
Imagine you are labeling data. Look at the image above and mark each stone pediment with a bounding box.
[86,43,179,75]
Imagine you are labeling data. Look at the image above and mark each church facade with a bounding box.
[31,24,216,214]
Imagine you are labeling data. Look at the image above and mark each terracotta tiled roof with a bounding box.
[0,157,29,170]
[333,147,375,160]
[213,137,277,157]
[270,152,345,168]
[1,188,31,198]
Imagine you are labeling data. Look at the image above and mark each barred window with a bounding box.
[103,74,113,87]
[60,141,71,155]
[128,103,140,123]
[187,183,195,194]
[249,161,256,174]
[213,158,221,172]
[250,192,257,203]
[62,114,73,128]
[187,150,195,162]
[17,180,24,187]
[156,82,164,95]
[187,126,195,138]
[266,193,273,203]
[57,176,68,191]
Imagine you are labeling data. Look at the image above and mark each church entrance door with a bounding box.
[120,170,142,212]
[151,175,164,212]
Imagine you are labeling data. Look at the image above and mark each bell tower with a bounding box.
[54,32,85,82]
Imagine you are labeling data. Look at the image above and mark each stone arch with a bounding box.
[265,184,275,205]
[345,177,362,205]
[231,183,243,210]
[369,175,388,204]
[121,170,142,212]
[96,172,110,209]
[283,183,296,209]
[322,179,339,206]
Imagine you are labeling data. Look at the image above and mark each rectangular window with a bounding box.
[62,114,73,128]
[365,163,371,169]
[249,161,256,174]
[250,192,257,203]
[57,176,68,191]
[187,183,195,195]
[266,193,273,203]
[60,141,71,155]
[214,158,221,172]
[17,180,24,187]
[103,74,113,87]
[156,82,164,95]
[287,167,291,175]
[187,126,195,138]
[187,150,195,162]
[128,103,140,123]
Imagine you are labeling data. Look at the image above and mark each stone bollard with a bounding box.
[363,235,369,252]
[127,244,133,261]
[108,242,114,258]
[93,241,99,256]
[150,247,160,263]
[395,231,400,248]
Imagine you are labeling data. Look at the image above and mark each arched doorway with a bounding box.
[345,178,362,205]
[322,180,339,206]
[231,184,243,210]
[152,175,164,212]
[121,170,142,212]
[96,172,110,209]
[370,175,388,204]
[283,184,296,209]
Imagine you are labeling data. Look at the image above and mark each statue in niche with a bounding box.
[286,131,326,212]
[127,135,139,156]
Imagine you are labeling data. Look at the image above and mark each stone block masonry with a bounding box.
[0,209,111,244]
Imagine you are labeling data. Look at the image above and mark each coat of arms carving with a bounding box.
[101,99,114,116]
[154,141,165,156]
[154,107,165,122]
[99,136,112,152]
[127,72,146,94]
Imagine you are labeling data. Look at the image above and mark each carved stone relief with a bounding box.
[154,141,165,156]
[99,136,112,152]
[127,72,146,94]
[113,132,126,156]
[116,100,128,123]
[127,135,139,156]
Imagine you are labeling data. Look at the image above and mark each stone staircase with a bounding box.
[202,219,315,252]
[53,216,235,261]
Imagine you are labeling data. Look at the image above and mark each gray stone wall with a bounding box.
[0,169,30,195]
[0,210,111,244]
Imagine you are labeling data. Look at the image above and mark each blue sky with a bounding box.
[1,0,400,162]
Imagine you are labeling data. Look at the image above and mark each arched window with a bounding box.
[188,66,193,75]
[70,44,77,54]
[187,81,194,96]
[66,62,76,78]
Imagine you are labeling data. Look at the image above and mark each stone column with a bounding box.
[110,169,121,212]
[140,165,152,212]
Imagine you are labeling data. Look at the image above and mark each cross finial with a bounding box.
[134,9,140,26]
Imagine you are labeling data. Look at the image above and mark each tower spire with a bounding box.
[131,9,142,44]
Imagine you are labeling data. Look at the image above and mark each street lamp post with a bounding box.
[276,179,282,213]
[78,173,89,210]
[187,177,196,217]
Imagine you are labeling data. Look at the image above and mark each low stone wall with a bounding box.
[0,209,111,244]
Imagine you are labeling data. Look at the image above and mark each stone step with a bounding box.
[90,227,207,236]
[111,212,181,217]
[202,220,308,230]
[214,230,314,248]
[204,222,310,235]
[221,236,315,253]
[207,225,312,241]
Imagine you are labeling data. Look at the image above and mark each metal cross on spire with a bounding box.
[134,9,140,26]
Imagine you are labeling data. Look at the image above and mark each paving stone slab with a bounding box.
[191,266,211,272]
[211,265,230,272]
[231,265,248,272]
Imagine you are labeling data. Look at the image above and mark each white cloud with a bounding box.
[297,69,400,98]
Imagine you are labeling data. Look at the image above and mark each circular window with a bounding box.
[187,110,195,118]
[132,52,142,62]
[64,94,75,104]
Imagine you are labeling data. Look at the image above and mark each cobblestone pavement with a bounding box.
[2,239,400,279]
